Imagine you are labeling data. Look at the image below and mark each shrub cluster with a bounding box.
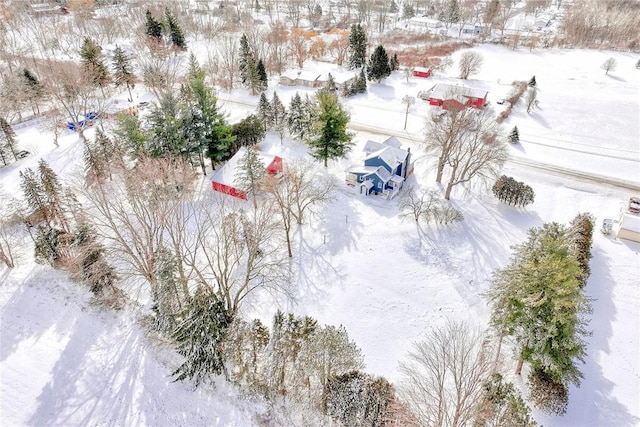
[492,175,535,207]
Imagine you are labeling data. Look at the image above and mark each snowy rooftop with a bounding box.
[281,69,321,82]
[619,213,640,233]
[365,147,401,170]
[413,67,431,73]
[427,83,488,100]
[211,147,278,187]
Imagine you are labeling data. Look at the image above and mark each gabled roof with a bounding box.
[281,69,321,82]
[364,166,393,183]
[620,213,640,233]
[382,136,402,149]
[413,67,431,73]
[347,165,380,175]
[212,147,278,187]
[427,83,488,100]
[364,139,409,166]
[365,147,401,171]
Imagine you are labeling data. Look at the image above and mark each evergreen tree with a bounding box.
[113,113,148,159]
[165,7,187,50]
[367,45,391,82]
[172,288,233,386]
[287,92,305,137]
[271,92,287,129]
[231,115,266,152]
[257,92,273,130]
[111,46,136,102]
[235,146,266,208]
[569,213,595,289]
[488,222,590,393]
[307,90,354,167]
[79,37,111,92]
[389,0,398,13]
[84,129,115,182]
[72,222,118,297]
[146,92,191,159]
[475,373,537,426]
[356,68,367,92]
[20,168,50,227]
[38,159,71,232]
[22,68,43,114]
[402,3,415,19]
[152,247,183,332]
[33,226,64,266]
[389,53,399,71]
[0,118,19,161]
[439,0,460,27]
[325,72,337,91]
[528,75,537,87]
[256,58,268,92]
[508,126,519,143]
[145,9,163,42]
[326,371,394,425]
[239,34,252,85]
[245,55,262,95]
[492,175,534,207]
[182,63,234,171]
[348,24,367,70]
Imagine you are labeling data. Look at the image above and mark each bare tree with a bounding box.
[526,86,538,114]
[0,192,23,269]
[601,57,617,75]
[458,51,484,79]
[399,321,496,427]
[216,35,240,90]
[264,160,336,257]
[425,106,507,199]
[402,95,415,130]
[398,186,438,222]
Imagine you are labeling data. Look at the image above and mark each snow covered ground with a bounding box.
[1,45,639,426]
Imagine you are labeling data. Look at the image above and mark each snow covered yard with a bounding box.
[1,42,639,426]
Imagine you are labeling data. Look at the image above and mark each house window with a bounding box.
[378,182,382,189]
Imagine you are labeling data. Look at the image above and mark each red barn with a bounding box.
[421,83,488,109]
[211,147,283,200]
[412,67,432,78]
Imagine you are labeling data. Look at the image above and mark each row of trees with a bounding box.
[492,175,535,207]
[487,214,595,414]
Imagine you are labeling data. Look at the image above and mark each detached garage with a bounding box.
[412,67,432,78]
[211,147,283,200]
[617,213,640,243]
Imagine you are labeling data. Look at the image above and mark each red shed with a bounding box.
[412,67,432,78]
[422,83,488,109]
[211,147,283,200]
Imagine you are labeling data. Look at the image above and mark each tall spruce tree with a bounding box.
[235,146,266,209]
[257,93,273,130]
[145,9,163,42]
[146,92,190,158]
[509,126,519,143]
[172,288,233,386]
[79,37,111,93]
[0,118,19,161]
[231,115,265,152]
[165,8,187,50]
[367,45,391,82]
[348,23,367,70]
[307,90,354,167]
[256,58,268,92]
[271,92,287,141]
[111,46,136,102]
[528,75,537,87]
[287,92,305,138]
[22,68,43,114]
[488,222,590,393]
[239,34,252,85]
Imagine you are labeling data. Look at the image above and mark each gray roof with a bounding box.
[427,83,488,100]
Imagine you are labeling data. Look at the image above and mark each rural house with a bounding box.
[419,83,488,109]
[279,70,322,88]
[412,67,432,78]
[211,147,283,200]
[346,136,413,199]
[616,213,640,243]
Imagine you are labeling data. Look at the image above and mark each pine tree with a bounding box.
[367,45,391,82]
[146,92,190,159]
[84,129,114,182]
[325,73,337,91]
[172,288,233,386]
[20,168,50,227]
[165,8,187,50]
[239,34,252,85]
[0,118,19,161]
[389,53,399,71]
[22,68,43,114]
[79,37,111,92]
[287,92,305,137]
[475,373,537,426]
[113,114,148,159]
[348,24,367,70]
[73,222,118,297]
[389,0,398,14]
[356,68,367,92]
[245,55,261,95]
[256,58,268,92]
[145,9,163,42]
[569,213,595,289]
[271,92,286,129]
[231,115,266,152]
[488,222,590,392]
[111,46,136,102]
[528,75,537,87]
[38,159,71,232]
[235,146,266,208]
[257,93,273,130]
[308,90,354,167]
[509,126,519,143]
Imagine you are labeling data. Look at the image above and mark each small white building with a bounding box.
[617,213,640,243]
[279,70,322,88]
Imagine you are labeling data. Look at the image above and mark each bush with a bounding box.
[492,175,535,207]
[570,213,595,288]
[528,369,569,415]
[506,81,527,106]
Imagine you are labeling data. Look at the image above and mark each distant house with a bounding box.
[346,136,413,199]
[420,83,488,109]
[412,67,432,78]
[279,70,322,88]
[461,24,484,35]
[211,147,283,200]
[320,71,359,90]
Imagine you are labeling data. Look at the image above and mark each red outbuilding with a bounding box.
[421,83,488,109]
[211,147,283,200]
[412,67,432,78]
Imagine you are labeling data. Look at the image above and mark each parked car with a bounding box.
[628,196,640,214]
[16,150,30,159]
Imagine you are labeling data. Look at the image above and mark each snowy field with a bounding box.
[1,44,639,426]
